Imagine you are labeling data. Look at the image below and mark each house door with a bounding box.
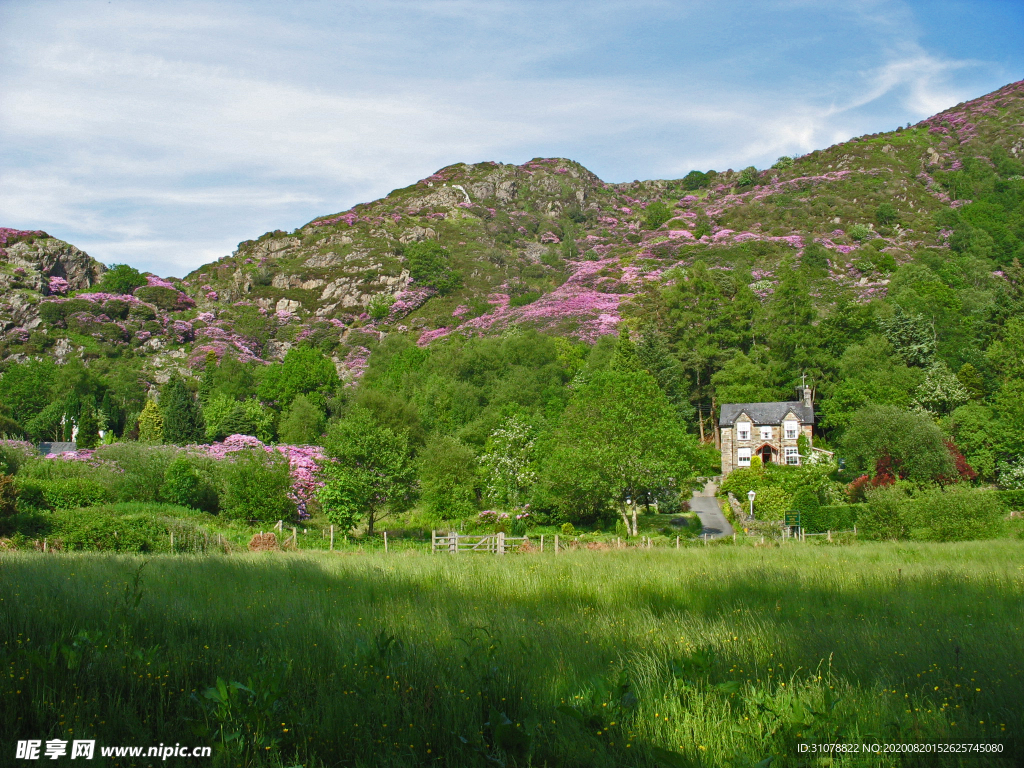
[759,446,774,464]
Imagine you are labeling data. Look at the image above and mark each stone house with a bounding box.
[719,387,814,477]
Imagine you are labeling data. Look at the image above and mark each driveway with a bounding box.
[690,480,734,539]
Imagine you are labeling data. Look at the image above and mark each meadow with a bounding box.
[2,541,1022,767]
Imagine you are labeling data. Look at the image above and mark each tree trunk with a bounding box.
[631,505,638,537]
[619,504,631,538]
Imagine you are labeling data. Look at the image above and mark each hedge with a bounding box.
[997,490,1024,510]
[802,503,864,533]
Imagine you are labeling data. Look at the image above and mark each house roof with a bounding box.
[719,401,814,426]
[38,442,77,455]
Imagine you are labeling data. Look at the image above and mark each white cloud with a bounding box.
[0,0,1016,274]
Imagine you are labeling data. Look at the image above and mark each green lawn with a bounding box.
[2,542,1021,766]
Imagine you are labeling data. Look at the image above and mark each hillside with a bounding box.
[1,80,1023,441]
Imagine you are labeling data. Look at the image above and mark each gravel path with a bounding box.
[690,480,734,539]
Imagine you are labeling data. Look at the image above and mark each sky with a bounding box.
[1,0,1021,277]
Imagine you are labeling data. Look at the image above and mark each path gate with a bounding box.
[431,531,529,554]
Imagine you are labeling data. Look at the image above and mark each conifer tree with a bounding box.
[160,375,206,445]
[137,400,164,443]
[77,405,99,449]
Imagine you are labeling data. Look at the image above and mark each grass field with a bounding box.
[2,542,1022,767]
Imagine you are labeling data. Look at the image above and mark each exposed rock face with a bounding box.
[4,237,104,292]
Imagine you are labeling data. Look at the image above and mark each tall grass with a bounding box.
[2,542,1022,766]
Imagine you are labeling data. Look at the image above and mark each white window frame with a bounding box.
[737,448,751,467]
[785,446,799,465]
[760,425,772,441]
[737,424,750,441]
[784,420,798,440]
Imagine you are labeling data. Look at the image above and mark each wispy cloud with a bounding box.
[0,0,1018,274]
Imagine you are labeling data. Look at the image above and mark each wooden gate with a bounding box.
[431,531,529,554]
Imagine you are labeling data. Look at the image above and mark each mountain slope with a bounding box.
[2,80,1023,388]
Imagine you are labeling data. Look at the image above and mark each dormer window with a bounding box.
[784,420,798,440]
[737,424,750,441]
[760,426,772,441]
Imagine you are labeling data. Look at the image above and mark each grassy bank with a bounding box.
[2,542,1022,766]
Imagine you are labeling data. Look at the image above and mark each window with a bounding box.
[785,447,799,465]
[737,424,750,441]
[738,448,751,467]
[760,426,772,441]
[784,420,798,440]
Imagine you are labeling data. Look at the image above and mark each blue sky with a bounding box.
[1,0,1021,276]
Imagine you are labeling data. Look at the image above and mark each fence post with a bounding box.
[540,534,544,552]
[170,532,174,552]
[432,530,436,553]
[733,532,736,543]
[554,534,559,555]
[853,525,857,535]
[676,535,680,549]
[497,531,505,555]
[827,530,832,542]
[384,531,389,553]
[450,531,458,554]
[292,527,297,548]
[330,525,334,551]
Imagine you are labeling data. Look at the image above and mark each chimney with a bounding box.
[803,385,812,408]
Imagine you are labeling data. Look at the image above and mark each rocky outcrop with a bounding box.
[3,237,104,292]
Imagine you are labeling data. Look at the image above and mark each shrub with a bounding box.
[98,264,147,295]
[160,456,218,512]
[908,487,1005,542]
[737,167,758,187]
[771,156,794,170]
[560,522,576,536]
[34,478,109,509]
[49,505,203,552]
[848,224,874,241]
[133,285,183,310]
[803,503,863,533]
[997,489,1024,510]
[98,443,178,502]
[681,170,708,190]
[642,202,673,230]
[368,293,396,320]
[875,203,899,227]
[859,485,912,540]
[0,474,18,516]
[508,292,542,308]
[219,448,295,523]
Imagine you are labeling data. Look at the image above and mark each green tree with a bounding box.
[541,369,700,534]
[418,435,478,519]
[320,407,415,534]
[875,202,899,227]
[404,241,462,295]
[0,358,59,425]
[277,394,327,445]
[137,400,164,443]
[841,405,953,482]
[160,455,202,509]
[160,375,206,445]
[641,201,673,230]
[77,405,100,449]
[479,414,537,509]
[681,170,709,190]
[219,448,295,523]
[710,352,778,405]
[97,264,147,295]
[258,347,340,410]
[912,361,969,415]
